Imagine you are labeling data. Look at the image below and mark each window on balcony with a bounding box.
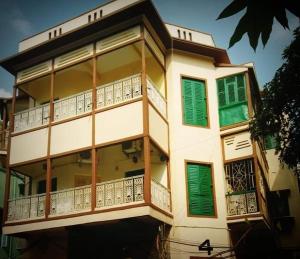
[51,150,92,216]
[54,60,93,121]
[182,78,208,127]
[186,162,215,217]
[225,158,258,216]
[217,73,248,127]
[96,42,142,109]
[8,160,47,222]
[14,75,51,132]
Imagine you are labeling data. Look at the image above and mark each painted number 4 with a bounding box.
[198,239,213,255]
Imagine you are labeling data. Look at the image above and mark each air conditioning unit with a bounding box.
[122,140,142,155]
[78,151,92,164]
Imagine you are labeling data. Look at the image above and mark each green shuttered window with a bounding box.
[264,135,278,150]
[182,78,208,126]
[187,163,215,216]
[217,74,249,127]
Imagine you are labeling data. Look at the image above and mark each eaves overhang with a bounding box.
[172,38,230,64]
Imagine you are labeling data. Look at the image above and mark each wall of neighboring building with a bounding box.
[266,150,300,249]
[166,51,230,258]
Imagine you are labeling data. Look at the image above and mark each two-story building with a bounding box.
[0,0,298,258]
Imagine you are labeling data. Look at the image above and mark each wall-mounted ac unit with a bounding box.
[122,140,142,155]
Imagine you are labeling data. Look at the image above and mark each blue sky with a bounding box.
[0,0,299,97]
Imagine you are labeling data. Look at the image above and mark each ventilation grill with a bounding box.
[54,44,93,69]
[96,26,141,53]
[235,139,251,150]
[144,29,164,66]
[17,61,51,83]
[223,132,253,161]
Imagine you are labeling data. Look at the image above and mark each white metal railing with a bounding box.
[14,103,50,132]
[147,77,167,118]
[151,179,171,213]
[96,74,142,109]
[226,190,258,216]
[54,89,92,121]
[50,185,91,216]
[7,193,46,222]
[96,175,144,208]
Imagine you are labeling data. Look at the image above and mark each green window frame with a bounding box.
[264,135,278,150]
[186,163,215,216]
[182,78,208,126]
[217,73,249,127]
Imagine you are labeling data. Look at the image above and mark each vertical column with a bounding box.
[3,85,17,223]
[142,26,151,204]
[252,141,263,215]
[91,52,97,211]
[45,63,54,218]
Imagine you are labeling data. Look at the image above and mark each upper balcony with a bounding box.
[10,26,168,166]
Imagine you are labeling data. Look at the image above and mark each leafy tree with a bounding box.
[217,0,300,50]
[250,27,300,168]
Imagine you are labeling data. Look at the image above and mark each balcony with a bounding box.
[225,158,259,217]
[7,176,170,222]
[13,74,166,133]
[6,139,171,232]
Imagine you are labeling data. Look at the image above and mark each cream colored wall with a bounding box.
[10,128,48,165]
[266,150,300,248]
[216,67,248,78]
[146,51,165,97]
[54,61,93,99]
[96,144,144,182]
[223,131,253,161]
[166,52,231,257]
[95,101,143,145]
[18,0,141,52]
[165,23,215,47]
[18,75,51,105]
[50,116,92,155]
[149,105,168,154]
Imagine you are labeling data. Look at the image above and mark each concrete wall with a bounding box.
[166,52,230,258]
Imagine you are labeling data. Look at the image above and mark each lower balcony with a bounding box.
[7,176,171,222]
[226,190,258,216]
[5,140,171,234]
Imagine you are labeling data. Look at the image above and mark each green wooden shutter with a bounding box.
[182,79,194,125]
[237,74,246,102]
[187,164,214,216]
[182,79,207,126]
[217,74,249,127]
[194,80,207,126]
[264,135,277,150]
[217,79,226,107]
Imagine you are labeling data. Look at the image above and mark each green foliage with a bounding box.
[250,27,300,168]
[217,0,300,50]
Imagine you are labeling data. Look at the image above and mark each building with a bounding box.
[1,97,20,259]
[0,0,299,258]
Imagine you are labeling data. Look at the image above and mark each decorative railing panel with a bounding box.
[226,191,258,216]
[0,130,9,150]
[96,74,142,109]
[14,104,50,132]
[225,158,258,216]
[147,77,166,118]
[151,180,171,213]
[96,176,144,208]
[7,194,46,222]
[50,185,91,216]
[53,90,92,121]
